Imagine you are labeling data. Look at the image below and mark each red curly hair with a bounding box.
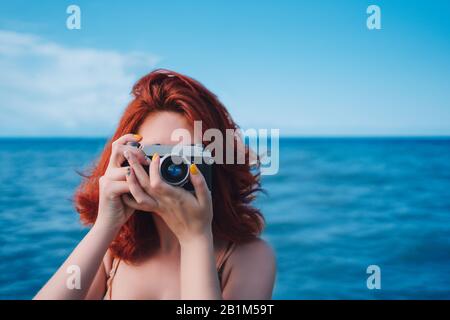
[74,69,264,262]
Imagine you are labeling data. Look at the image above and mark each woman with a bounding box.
[35,69,276,300]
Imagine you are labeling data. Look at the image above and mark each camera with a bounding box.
[123,143,214,192]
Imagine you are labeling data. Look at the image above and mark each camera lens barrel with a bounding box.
[159,154,190,186]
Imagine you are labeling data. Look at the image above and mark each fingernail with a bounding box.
[133,134,142,141]
[128,141,141,148]
[189,164,198,175]
[153,152,159,159]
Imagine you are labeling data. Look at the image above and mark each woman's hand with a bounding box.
[96,134,149,232]
[122,151,213,244]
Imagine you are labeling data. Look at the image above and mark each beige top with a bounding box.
[104,241,236,300]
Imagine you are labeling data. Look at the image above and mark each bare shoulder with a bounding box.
[230,238,276,269]
[221,238,276,299]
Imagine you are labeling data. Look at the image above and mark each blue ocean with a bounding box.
[1,137,449,299]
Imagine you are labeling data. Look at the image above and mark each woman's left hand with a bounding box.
[122,150,213,243]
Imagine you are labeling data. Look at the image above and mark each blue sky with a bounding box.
[0,0,449,136]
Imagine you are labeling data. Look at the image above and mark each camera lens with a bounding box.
[167,163,183,178]
[159,155,189,186]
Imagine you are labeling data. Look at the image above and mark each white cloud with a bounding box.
[0,30,161,136]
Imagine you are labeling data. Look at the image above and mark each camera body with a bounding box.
[123,143,213,192]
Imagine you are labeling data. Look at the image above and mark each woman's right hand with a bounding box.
[95,133,148,232]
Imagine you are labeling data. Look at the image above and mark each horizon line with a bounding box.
[1,135,450,139]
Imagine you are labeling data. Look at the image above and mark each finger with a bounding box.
[111,143,147,169]
[189,164,211,206]
[126,145,149,166]
[122,193,159,214]
[149,153,179,195]
[109,134,143,167]
[103,180,130,198]
[124,150,150,188]
[126,167,158,209]
[113,133,142,146]
[104,166,129,181]
[149,152,164,191]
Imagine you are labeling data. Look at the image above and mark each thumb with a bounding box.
[189,164,211,206]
